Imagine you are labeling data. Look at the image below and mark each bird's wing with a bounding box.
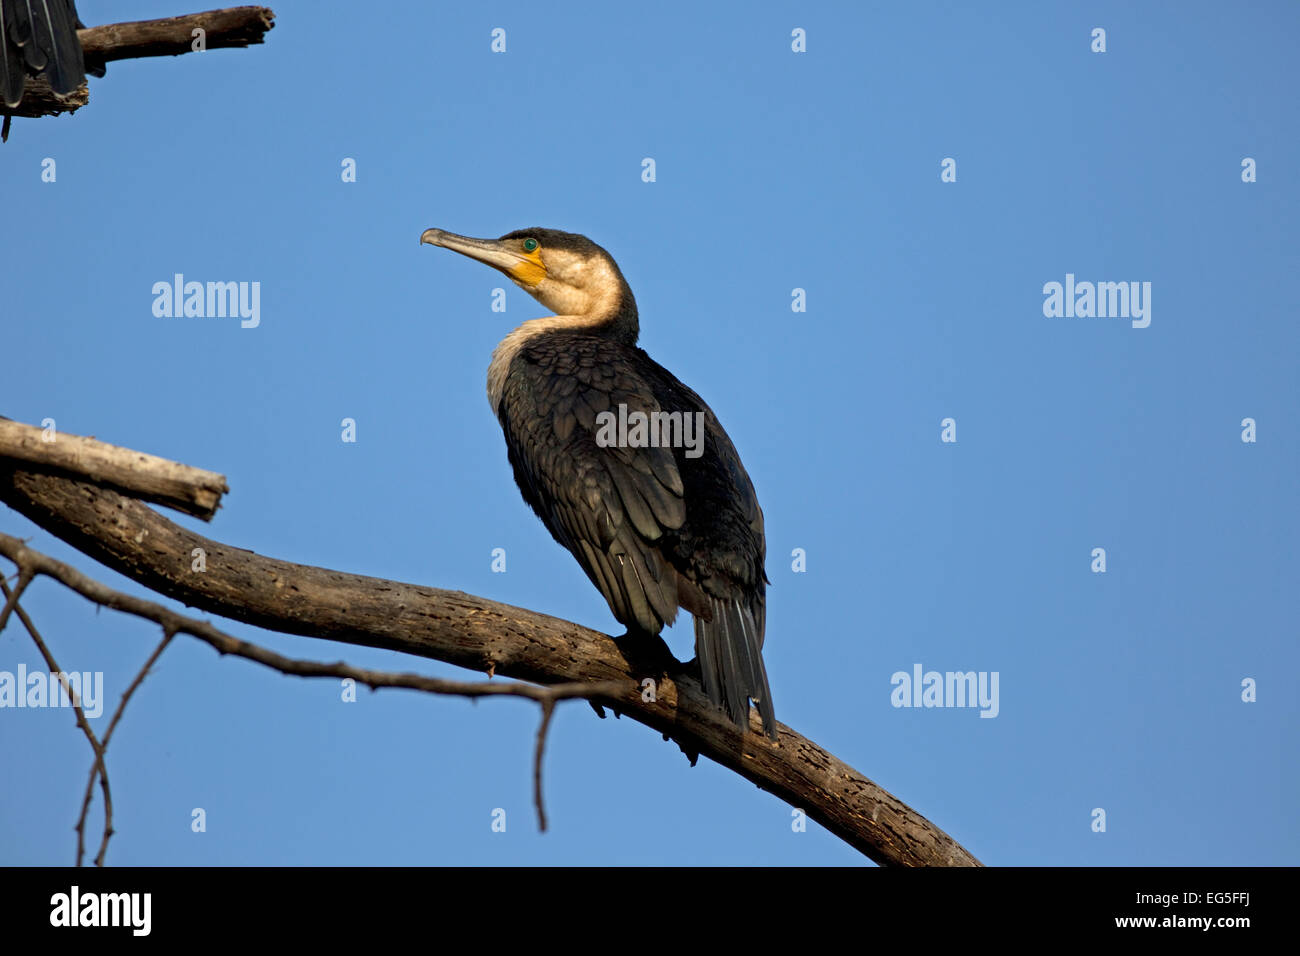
[497,334,693,637]
[1,0,86,106]
[497,331,775,737]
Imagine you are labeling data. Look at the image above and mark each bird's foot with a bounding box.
[613,629,679,671]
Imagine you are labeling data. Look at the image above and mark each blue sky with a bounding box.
[1,0,1296,866]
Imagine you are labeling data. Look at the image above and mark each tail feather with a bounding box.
[1,1,26,107]
[37,0,86,96]
[1,0,86,107]
[695,596,777,740]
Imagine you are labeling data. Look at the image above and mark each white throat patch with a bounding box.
[486,249,627,413]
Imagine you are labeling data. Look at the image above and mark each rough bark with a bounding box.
[0,419,227,519]
[2,6,275,120]
[79,6,277,64]
[0,465,981,867]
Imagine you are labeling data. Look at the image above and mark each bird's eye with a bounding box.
[523,238,539,253]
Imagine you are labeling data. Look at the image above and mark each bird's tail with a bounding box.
[1,0,87,108]
[695,596,777,740]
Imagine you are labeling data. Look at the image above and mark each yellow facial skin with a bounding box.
[509,245,546,288]
[421,229,632,323]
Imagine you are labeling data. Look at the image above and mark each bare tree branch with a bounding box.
[2,6,276,120]
[0,533,629,848]
[0,418,228,519]
[533,699,557,832]
[0,455,981,866]
[84,629,175,866]
[0,566,32,633]
[80,6,277,64]
[0,577,114,865]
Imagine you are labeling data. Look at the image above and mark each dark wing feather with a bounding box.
[1,0,86,107]
[1,0,27,106]
[496,330,776,738]
[498,334,687,636]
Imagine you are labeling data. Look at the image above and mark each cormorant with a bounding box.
[1,0,88,108]
[421,227,778,740]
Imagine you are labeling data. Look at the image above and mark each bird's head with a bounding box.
[420,226,637,330]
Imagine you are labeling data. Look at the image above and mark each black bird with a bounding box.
[421,227,777,740]
[1,0,88,108]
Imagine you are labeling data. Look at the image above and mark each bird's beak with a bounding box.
[420,227,544,287]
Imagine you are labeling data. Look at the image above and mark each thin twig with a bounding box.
[0,566,33,633]
[101,629,174,750]
[83,629,174,866]
[533,700,557,832]
[1,537,631,846]
[0,578,112,866]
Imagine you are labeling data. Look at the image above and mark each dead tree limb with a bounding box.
[1,79,87,118]
[79,6,277,64]
[0,534,626,856]
[0,418,228,519]
[0,461,982,866]
[2,6,275,120]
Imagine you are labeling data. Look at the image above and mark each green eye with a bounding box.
[523,238,539,253]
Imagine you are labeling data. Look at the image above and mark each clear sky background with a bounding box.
[1,1,1296,866]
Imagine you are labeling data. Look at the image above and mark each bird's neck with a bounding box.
[486,304,638,414]
[528,253,638,337]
